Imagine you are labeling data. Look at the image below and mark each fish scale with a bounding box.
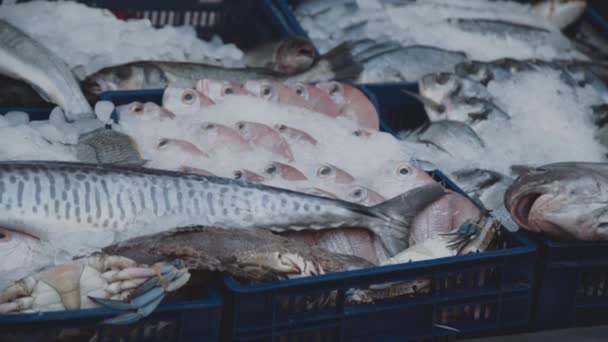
[0,162,445,263]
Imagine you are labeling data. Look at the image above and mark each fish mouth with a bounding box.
[510,193,542,231]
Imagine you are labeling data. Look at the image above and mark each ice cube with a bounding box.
[4,111,30,126]
[49,106,66,126]
[94,100,115,122]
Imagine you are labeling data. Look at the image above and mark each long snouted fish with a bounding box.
[0,20,92,120]
[0,161,444,277]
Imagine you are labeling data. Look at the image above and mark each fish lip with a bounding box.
[510,192,542,230]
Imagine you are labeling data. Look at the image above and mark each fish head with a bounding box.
[274,124,319,145]
[316,81,378,129]
[344,186,385,206]
[379,160,437,190]
[285,82,341,116]
[115,101,176,122]
[419,73,461,101]
[262,162,307,181]
[315,164,355,184]
[233,169,265,182]
[243,80,280,101]
[0,228,45,275]
[82,64,146,94]
[162,87,212,115]
[156,138,209,158]
[200,122,251,152]
[275,37,316,75]
[454,61,492,85]
[196,79,249,103]
[315,81,346,105]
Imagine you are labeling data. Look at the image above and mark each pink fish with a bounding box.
[298,187,339,199]
[261,162,307,181]
[343,186,386,206]
[244,80,312,110]
[196,79,251,103]
[274,124,318,146]
[115,101,176,122]
[232,169,265,182]
[235,121,294,161]
[197,122,252,153]
[316,81,379,130]
[315,164,355,184]
[285,82,342,116]
[155,138,209,158]
[162,87,214,115]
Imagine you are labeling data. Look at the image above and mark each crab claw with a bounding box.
[89,260,190,325]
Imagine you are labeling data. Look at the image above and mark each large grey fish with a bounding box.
[0,161,444,288]
[0,19,92,121]
[447,18,573,51]
[104,226,374,284]
[82,43,362,95]
[358,45,468,83]
[413,120,486,157]
[241,36,316,75]
[504,162,608,241]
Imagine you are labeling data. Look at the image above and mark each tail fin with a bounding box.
[369,183,446,256]
[295,43,363,82]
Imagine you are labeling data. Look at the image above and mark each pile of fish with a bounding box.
[294,0,599,83]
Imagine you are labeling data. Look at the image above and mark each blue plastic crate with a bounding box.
[0,287,223,342]
[222,170,537,342]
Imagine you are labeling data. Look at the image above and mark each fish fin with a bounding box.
[318,42,363,81]
[369,183,446,255]
[71,65,87,81]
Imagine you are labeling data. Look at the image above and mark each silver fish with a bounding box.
[414,120,486,157]
[241,36,316,75]
[0,161,445,286]
[83,43,361,94]
[0,19,92,120]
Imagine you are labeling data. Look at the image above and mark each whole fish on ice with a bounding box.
[0,19,92,120]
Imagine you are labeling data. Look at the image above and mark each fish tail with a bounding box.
[317,42,363,81]
[367,183,446,256]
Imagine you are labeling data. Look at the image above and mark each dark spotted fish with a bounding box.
[75,128,145,166]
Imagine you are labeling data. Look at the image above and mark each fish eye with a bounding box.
[202,123,215,130]
[351,188,364,198]
[397,165,411,176]
[223,86,234,95]
[237,122,245,130]
[294,84,308,98]
[233,170,243,179]
[329,83,341,95]
[529,167,548,174]
[131,102,144,114]
[276,124,287,132]
[265,164,278,175]
[0,230,8,240]
[261,85,273,98]
[353,130,362,137]
[157,139,170,149]
[317,165,333,177]
[182,90,196,104]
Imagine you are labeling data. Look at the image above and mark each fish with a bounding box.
[0,19,92,120]
[504,162,608,240]
[195,79,250,103]
[454,59,533,85]
[285,82,343,116]
[0,74,49,107]
[196,122,252,153]
[82,43,362,94]
[453,168,513,210]
[162,87,214,115]
[419,72,492,108]
[235,121,295,161]
[447,18,572,50]
[274,124,319,146]
[413,120,486,157]
[103,226,374,284]
[314,163,355,184]
[75,128,145,166]
[154,138,210,159]
[426,96,510,125]
[0,161,446,285]
[260,162,308,181]
[114,101,176,122]
[241,37,316,75]
[315,81,380,130]
[358,45,468,83]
